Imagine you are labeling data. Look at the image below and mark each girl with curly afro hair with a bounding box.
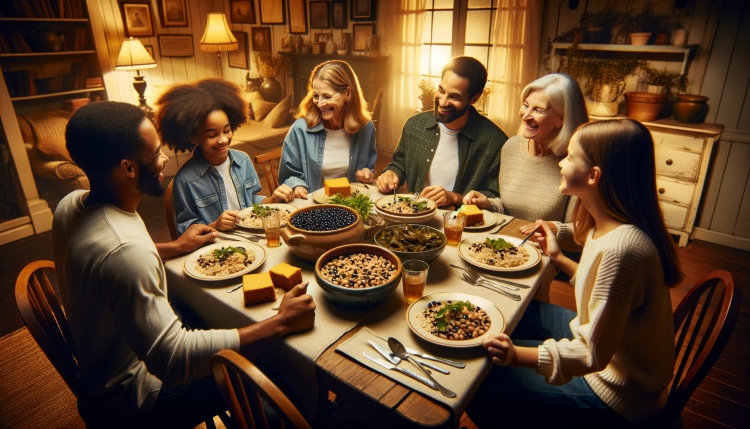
[278,61,377,198]
[155,78,294,236]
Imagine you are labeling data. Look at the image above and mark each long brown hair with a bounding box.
[571,119,683,287]
[296,60,371,133]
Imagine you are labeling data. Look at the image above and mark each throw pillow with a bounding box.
[243,91,263,120]
[251,98,277,122]
[263,94,293,128]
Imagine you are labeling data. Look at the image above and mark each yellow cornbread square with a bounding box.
[269,263,302,292]
[457,204,484,226]
[242,273,276,306]
[324,177,350,197]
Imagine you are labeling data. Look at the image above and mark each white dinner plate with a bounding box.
[235,203,297,231]
[457,235,541,272]
[463,209,498,230]
[406,292,505,348]
[374,194,437,216]
[311,183,370,204]
[183,240,266,281]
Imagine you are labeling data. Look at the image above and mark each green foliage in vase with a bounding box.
[642,66,687,92]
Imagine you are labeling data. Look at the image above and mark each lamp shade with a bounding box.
[115,37,156,71]
[200,13,238,52]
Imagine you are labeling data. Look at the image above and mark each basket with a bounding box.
[625,92,668,122]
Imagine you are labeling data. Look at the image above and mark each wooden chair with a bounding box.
[165,179,177,241]
[370,89,383,127]
[253,147,283,193]
[211,349,312,429]
[654,270,742,428]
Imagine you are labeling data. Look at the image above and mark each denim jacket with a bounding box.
[278,118,377,191]
[172,147,265,236]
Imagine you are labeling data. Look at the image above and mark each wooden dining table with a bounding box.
[162,189,554,429]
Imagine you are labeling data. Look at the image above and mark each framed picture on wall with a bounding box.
[287,0,307,34]
[309,1,329,29]
[230,0,256,24]
[157,0,188,27]
[143,45,155,60]
[229,31,249,69]
[251,27,272,52]
[119,2,155,38]
[351,0,376,21]
[353,23,374,51]
[260,0,286,25]
[158,35,194,57]
[331,1,347,29]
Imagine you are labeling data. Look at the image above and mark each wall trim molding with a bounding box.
[721,129,750,144]
[692,227,750,252]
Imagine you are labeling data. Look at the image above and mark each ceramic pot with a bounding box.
[363,213,386,242]
[673,94,709,123]
[295,36,305,53]
[280,205,365,261]
[419,95,434,111]
[259,77,282,103]
[28,30,63,52]
[654,33,670,45]
[647,84,665,94]
[588,101,619,117]
[629,32,652,45]
[281,34,294,52]
[325,39,336,54]
[373,225,447,264]
[247,77,263,93]
[673,29,688,46]
[586,27,610,44]
[625,92,668,122]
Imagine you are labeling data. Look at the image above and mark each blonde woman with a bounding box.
[278,61,376,198]
[464,73,588,223]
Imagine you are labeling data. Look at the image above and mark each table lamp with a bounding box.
[200,13,237,78]
[115,37,157,120]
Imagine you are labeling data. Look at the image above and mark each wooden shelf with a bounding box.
[0,18,89,22]
[0,51,95,57]
[279,52,388,62]
[11,87,104,101]
[550,42,697,74]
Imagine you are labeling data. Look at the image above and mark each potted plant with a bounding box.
[475,81,495,114]
[626,65,686,122]
[618,4,661,45]
[580,8,622,44]
[641,65,686,94]
[253,51,291,103]
[418,78,436,111]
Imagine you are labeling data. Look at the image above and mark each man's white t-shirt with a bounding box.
[321,128,352,181]
[216,156,241,210]
[423,123,460,191]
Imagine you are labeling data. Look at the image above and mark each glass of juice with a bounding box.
[402,260,429,304]
[262,210,281,248]
[443,211,466,247]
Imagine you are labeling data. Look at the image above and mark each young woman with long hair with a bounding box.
[466,119,682,426]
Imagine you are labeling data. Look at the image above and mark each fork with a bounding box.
[458,265,531,289]
[217,232,260,242]
[462,273,521,301]
[410,191,421,202]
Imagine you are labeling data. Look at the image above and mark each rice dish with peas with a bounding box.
[238,205,290,228]
[416,300,491,341]
[195,246,255,276]
[379,196,430,214]
[467,237,529,268]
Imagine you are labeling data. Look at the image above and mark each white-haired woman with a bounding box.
[464,73,588,224]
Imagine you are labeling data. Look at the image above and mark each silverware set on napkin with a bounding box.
[450,264,529,301]
[217,230,264,243]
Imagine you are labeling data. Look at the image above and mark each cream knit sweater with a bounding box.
[537,224,675,422]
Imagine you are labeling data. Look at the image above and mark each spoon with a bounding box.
[387,337,457,398]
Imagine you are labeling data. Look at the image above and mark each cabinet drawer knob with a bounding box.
[659,188,665,194]
[666,159,673,165]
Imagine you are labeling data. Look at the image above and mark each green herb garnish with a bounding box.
[434,300,473,332]
[397,196,428,212]
[329,193,373,221]
[485,237,514,251]
[252,203,278,218]
[213,246,246,259]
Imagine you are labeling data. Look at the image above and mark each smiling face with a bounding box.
[434,70,476,124]
[558,134,596,196]
[136,118,169,197]
[313,79,349,128]
[195,110,233,166]
[520,90,564,144]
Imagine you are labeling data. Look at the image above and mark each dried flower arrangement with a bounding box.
[253,51,291,78]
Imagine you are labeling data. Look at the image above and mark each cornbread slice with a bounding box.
[324,177,350,197]
[457,204,484,226]
[243,273,276,306]
[269,263,302,292]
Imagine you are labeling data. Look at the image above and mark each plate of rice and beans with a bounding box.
[183,241,266,281]
[375,195,436,216]
[407,292,505,348]
[236,203,296,230]
[458,235,541,272]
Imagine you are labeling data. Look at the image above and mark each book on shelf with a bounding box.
[62,97,89,112]
[0,34,11,54]
[8,32,32,53]
[0,0,82,18]
[3,70,38,97]
[84,77,102,88]
[69,61,87,90]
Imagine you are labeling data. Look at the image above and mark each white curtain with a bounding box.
[378,0,426,154]
[486,0,543,135]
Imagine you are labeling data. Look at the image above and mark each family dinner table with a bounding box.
[163,188,557,428]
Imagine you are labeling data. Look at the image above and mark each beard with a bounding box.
[433,98,470,124]
[137,162,165,197]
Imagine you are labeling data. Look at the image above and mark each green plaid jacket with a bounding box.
[383,106,508,198]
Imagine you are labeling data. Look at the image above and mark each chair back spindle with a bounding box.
[254,147,283,194]
[165,179,177,241]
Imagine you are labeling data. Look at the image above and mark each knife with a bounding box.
[362,352,437,391]
[370,333,465,368]
[368,340,449,375]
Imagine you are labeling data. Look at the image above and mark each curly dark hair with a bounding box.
[441,56,488,99]
[154,78,248,152]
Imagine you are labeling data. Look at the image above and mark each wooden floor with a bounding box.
[1,161,748,428]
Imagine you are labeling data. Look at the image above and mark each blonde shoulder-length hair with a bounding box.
[518,73,589,156]
[296,60,371,134]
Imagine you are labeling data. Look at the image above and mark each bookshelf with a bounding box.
[0,0,107,245]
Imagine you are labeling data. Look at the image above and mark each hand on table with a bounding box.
[421,185,458,207]
[520,221,557,236]
[270,184,294,202]
[276,282,316,335]
[355,168,374,183]
[463,190,491,210]
[176,224,218,252]
[482,333,516,366]
[211,210,242,231]
[529,220,561,261]
[376,170,400,193]
[294,186,309,199]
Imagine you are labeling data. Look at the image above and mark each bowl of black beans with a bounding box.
[280,205,365,261]
[315,244,402,306]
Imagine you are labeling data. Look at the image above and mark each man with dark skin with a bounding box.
[55,101,315,427]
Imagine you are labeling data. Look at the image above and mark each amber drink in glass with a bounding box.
[443,211,465,247]
[402,260,429,304]
[262,210,281,248]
